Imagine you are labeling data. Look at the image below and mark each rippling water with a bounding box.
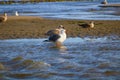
[0,37,120,80]
[0,1,120,79]
[0,0,120,20]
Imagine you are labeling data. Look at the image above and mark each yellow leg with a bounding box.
[55,41,63,48]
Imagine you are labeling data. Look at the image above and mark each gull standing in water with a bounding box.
[45,25,67,48]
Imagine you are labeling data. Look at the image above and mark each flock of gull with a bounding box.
[0,10,95,49]
[0,0,109,48]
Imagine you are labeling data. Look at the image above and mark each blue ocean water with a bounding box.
[0,37,120,80]
[0,0,120,20]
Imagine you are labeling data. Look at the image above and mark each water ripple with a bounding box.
[0,37,120,80]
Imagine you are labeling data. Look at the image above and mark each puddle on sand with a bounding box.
[0,37,120,80]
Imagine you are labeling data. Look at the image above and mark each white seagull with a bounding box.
[15,11,19,16]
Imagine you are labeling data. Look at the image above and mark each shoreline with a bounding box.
[99,3,120,7]
[0,16,120,40]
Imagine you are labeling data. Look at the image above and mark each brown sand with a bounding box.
[99,4,120,7]
[0,16,120,39]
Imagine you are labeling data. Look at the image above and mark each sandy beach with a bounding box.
[0,16,120,39]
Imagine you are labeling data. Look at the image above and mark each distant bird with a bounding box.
[15,11,19,16]
[78,21,94,28]
[101,0,108,5]
[44,25,67,48]
[0,13,7,23]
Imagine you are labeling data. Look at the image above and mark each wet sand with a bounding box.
[0,16,120,39]
[99,3,120,7]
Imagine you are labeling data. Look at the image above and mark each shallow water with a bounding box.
[0,37,120,80]
[0,1,120,20]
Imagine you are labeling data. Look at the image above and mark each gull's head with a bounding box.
[58,25,64,29]
[60,29,66,34]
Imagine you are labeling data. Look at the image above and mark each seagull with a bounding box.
[15,11,19,16]
[0,13,7,22]
[78,21,94,28]
[101,0,108,5]
[44,25,67,48]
